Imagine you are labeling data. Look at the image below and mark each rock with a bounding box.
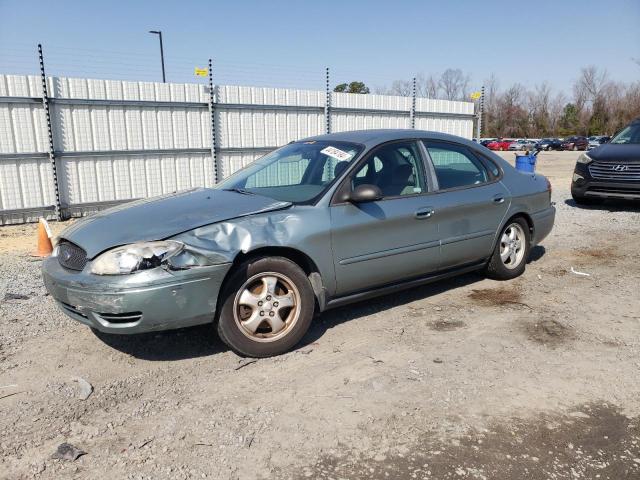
[52,443,87,461]
[568,411,590,419]
[3,292,30,301]
[433,358,444,364]
[72,377,93,400]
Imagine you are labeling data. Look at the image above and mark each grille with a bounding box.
[57,241,88,271]
[589,162,640,181]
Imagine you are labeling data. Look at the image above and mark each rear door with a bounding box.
[421,141,510,269]
[329,141,441,295]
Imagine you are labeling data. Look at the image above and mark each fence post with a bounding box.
[410,76,417,129]
[38,44,63,221]
[207,58,219,183]
[324,67,331,134]
[476,85,485,141]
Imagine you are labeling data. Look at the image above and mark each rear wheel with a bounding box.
[217,256,314,358]
[485,218,530,280]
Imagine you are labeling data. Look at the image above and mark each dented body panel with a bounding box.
[61,188,291,259]
[42,255,231,333]
[171,206,337,294]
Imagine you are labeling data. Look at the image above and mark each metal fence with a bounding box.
[0,66,475,224]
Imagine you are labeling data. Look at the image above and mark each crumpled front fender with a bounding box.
[170,207,336,297]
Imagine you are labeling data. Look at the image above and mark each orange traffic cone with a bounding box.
[33,217,53,257]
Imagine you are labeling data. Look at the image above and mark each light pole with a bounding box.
[148,30,166,83]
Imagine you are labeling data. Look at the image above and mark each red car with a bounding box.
[486,139,514,151]
[561,136,589,151]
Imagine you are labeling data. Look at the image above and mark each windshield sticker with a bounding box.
[321,146,352,161]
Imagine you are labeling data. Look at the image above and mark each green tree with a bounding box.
[333,81,370,94]
[558,103,579,136]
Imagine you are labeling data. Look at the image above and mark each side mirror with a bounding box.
[344,184,383,203]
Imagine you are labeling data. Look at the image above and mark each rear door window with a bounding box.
[423,141,490,190]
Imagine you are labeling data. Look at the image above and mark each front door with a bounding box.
[330,141,441,295]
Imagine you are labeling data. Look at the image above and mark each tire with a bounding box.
[485,218,530,281]
[571,192,603,206]
[216,256,315,358]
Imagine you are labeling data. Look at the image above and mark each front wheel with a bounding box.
[485,218,530,280]
[216,256,315,358]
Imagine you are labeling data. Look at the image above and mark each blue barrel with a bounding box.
[515,153,537,173]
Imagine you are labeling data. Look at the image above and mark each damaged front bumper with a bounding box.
[42,256,231,334]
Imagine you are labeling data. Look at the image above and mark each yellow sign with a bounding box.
[470,91,482,101]
[194,67,208,77]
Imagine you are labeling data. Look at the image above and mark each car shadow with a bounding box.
[528,245,546,264]
[92,323,226,361]
[564,198,640,212]
[93,251,549,360]
[299,271,487,348]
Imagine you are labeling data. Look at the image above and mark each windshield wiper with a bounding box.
[223,188,256,195]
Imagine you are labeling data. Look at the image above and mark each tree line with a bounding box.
[334,66,640,138]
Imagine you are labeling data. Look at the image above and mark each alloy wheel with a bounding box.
[233,272,300,342]
[500,223,526,270]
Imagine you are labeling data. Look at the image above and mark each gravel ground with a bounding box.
[1,151,640,479]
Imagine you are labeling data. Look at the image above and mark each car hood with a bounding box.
[60,188,292,258]
[588,143,640,163]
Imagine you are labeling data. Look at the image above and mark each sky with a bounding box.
[1,0,638,96]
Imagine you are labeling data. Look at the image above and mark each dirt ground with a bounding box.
[1,151,640,479]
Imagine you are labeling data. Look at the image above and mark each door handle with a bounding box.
[493,195,505,204]
[414,207,435,219]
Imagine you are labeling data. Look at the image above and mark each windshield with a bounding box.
[216,140,363,203]
[610,123,640,144]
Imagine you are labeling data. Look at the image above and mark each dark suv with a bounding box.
[536,138,563,151]
[562,136,589,151]
[571,118,640,204]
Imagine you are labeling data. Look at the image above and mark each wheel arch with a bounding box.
[494,211,534,251]
[216,246,327,321]
[509,212,534,239]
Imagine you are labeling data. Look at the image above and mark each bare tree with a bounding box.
[529,82,552,135]
[415,73,439,98]
[438,68,470,101]
[380,65,639,138]
[548,92,567,136]
[575,66,610,104]
[386,79,413,97]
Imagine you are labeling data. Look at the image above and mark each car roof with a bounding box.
[297,129,479,149]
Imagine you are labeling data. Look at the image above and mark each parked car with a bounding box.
[42,129,556,357]
[562,136,589,151]
[536,138,563,151]
[508,140,525,151]
[487,139,514,151]
[480,139,495,148]
[509,139,537,151]
[588,136,610,150]
[571,118,640,204]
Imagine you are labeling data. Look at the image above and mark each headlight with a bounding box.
[91,241,183,275]
[576,153,592,164]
